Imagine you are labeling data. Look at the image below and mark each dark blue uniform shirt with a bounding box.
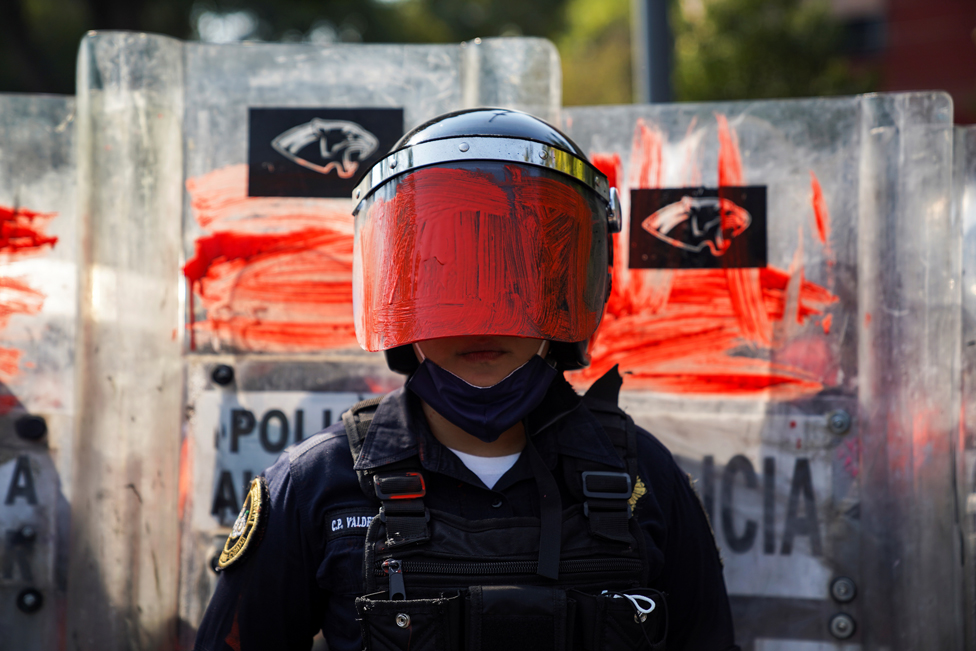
[194,375,738,651]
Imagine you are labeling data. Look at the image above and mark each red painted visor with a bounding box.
[353,163,611,352]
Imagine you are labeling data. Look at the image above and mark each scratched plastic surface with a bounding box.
[563,93,960,650]
[70,32,186,651]
[0,95,76,650]
[958,124,976,651]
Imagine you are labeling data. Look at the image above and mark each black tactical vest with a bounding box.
[342,368,667,651]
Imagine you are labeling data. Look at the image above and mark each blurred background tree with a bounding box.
[672,0,876,101]
[3,0,970,117]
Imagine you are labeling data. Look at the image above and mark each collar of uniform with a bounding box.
[525,374,624,470]
[353,387,424,471]
[353,374,624,474]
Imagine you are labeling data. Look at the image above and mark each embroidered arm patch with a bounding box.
[217,476,270,571]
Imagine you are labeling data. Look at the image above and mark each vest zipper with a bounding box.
[374,557,642,579]
[383,558,406,600]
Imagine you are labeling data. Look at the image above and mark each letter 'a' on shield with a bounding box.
[351,161,611,352]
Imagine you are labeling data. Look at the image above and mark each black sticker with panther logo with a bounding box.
[629,187,767,269]
[248,107,404,198]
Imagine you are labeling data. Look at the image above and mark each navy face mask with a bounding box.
[405,343,558,443]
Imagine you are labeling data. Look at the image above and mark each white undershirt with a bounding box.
[448,447,521,490]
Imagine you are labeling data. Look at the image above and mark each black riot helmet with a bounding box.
[350,108,621,374]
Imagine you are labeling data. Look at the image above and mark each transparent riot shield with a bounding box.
[0,95,77,649]
[958,123,976,651]
[562,92,961,650]
[70,30,562,648]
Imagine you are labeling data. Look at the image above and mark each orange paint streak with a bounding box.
[570,114,838,397]
[184,165,357,352]
[630,120,664,189]
[177,435,191,522]
[810,172,830,245]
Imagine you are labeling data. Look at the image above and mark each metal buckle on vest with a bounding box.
[582,471,632,499]
[374,471,427,500]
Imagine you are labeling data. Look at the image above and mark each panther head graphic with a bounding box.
[641,195,752,257]
[271,119,380,179]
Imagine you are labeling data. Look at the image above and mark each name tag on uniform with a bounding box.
[325,508,377,541]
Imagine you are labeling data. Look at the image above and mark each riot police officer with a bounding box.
[194,108,739,651]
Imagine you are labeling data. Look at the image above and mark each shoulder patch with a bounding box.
[629,475,647,509]
[217,476,269,571]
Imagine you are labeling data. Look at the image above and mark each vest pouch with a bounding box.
[355,591,462,651]
[571,588,667,651]
[465,585,575,651]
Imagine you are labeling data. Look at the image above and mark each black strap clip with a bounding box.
[582,471,632,500]
[582,471,635,544]
[373,470,430,547]
[582,470,633,517]
[374,471,426,500]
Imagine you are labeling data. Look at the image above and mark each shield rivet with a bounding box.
[829,613,856,639]
[17,588,43,614]
[827,410,852,435]
[458,142,469,152]
[830,577,857,603]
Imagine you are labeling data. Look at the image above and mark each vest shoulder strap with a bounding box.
[575,365,640,544]
[342,396,384,467]
[580,364,637,481]
[342,395,431,547]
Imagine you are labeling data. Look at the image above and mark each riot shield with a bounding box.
[563,93,961,650]
[66,31,561,648]
[0,95,77,649]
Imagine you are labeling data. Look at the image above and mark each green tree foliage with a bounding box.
[558,0,633,105]
[0,0,875,103]
[673,0,876,101]
[0,0,570,94]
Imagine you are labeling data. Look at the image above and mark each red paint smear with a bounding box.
[864,312,872,327]
[716,114,773,347]
[0,204,57,379]
[810,172,830,245]
[822,313,833,334]
[716,114,743,187]
[630,120,664,189]
[358,166,601,350]
[570,114,839,398]
[184,165,358,352]
[0,205,58,259]
[0,394,19,415]
[591,153,622,192]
